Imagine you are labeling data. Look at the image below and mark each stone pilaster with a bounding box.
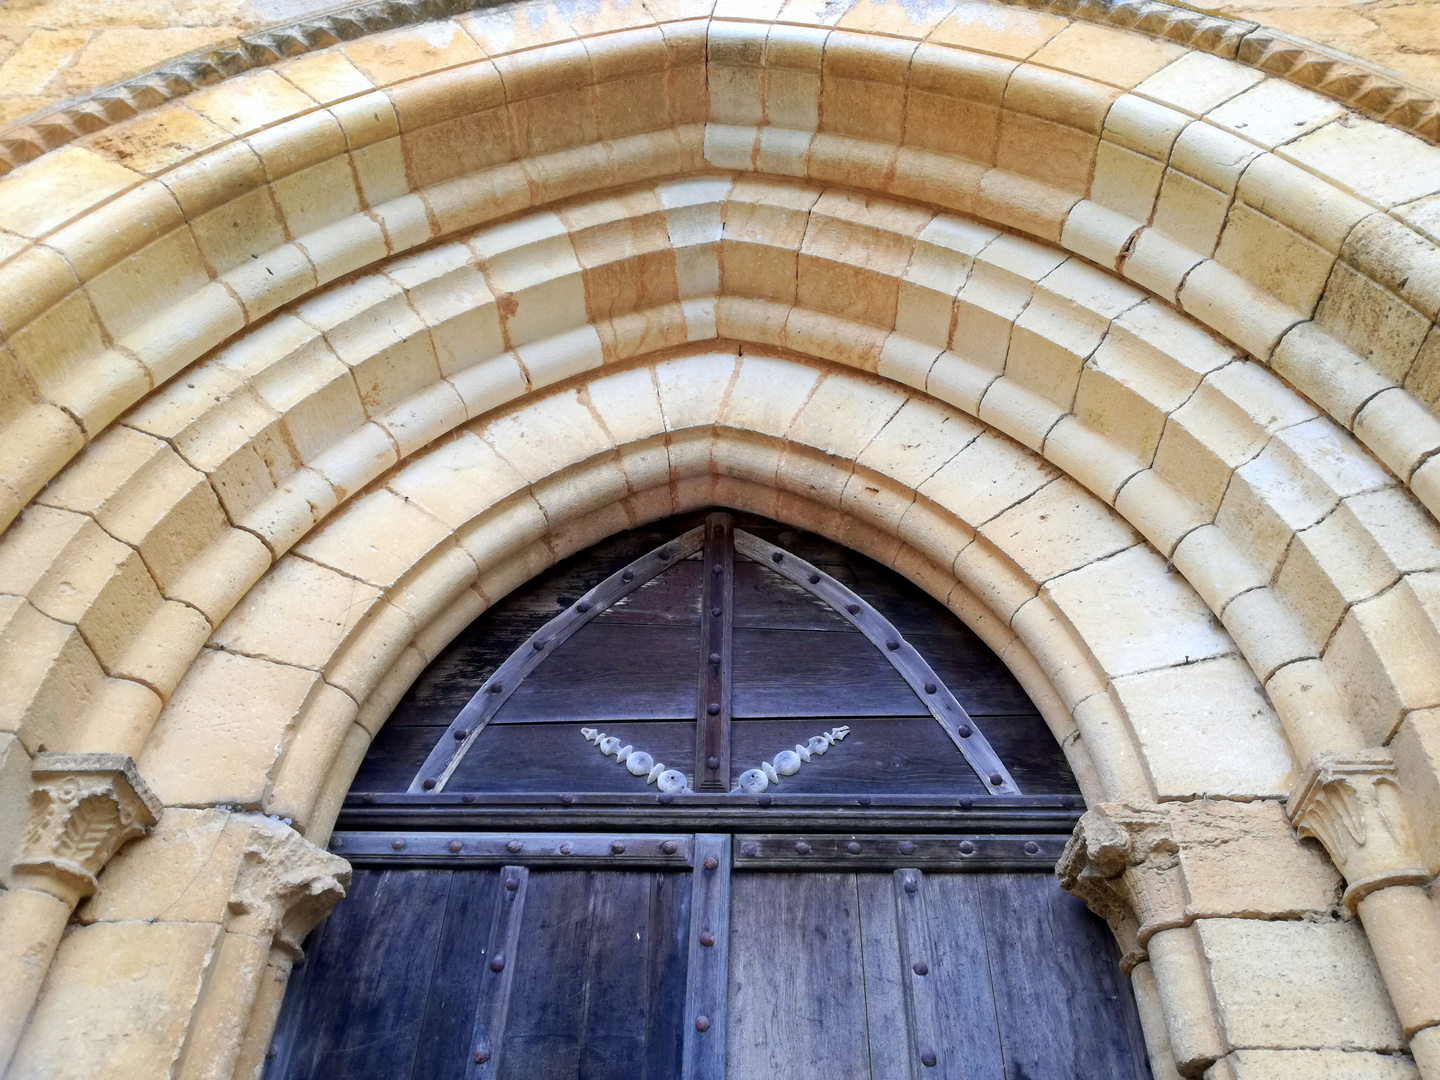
[1056,802,1188,971]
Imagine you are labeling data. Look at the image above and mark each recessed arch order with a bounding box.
[3,3,1440,1079]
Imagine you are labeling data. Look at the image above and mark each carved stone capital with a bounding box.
[225,817,351,958]
[11,754,161,905]
[1289,749,1429,909]
[1056,803,1187,971]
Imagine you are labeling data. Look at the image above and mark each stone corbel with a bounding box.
[1288,749,1429,911]
[10,752,162,905]
[1057,803,1188,971]
[225,817,351,957]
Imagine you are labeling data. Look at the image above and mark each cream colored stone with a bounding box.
[1133,52,1263,117]
[1327,579,1440,743]
[1265,657,1366,763]
[1197,918,1405,1050]
[1148,925,1229,1072]
[0,886,71,1072]
[919,430,1059,526]
[1208,1050,1418,1079]
[980,477,1137,582]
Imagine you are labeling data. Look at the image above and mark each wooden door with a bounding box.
[267,512,1152,1080]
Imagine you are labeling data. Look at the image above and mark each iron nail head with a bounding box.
[699,931,715,947]
[703,856,719,871]
[1025,841,1040,855]
[507,840,523,853]
[959,841,975,855]
[474,1050,489,1064]
[391,838,405,851]
[695,1015,711,1033]
[847,841,862,855]
[448,840,462,853]
[921,1052,937,1068]
[611,840,627,854]
[898,841,914,855]
[490,955,505,973]
[795,841,811,855]
[913,961,929,976]
[662,840,678,855]
[505,877,519,892]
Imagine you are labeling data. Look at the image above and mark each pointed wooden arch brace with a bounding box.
[410,522,1021,796]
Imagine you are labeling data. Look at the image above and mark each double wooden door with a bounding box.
[267,833,1149,1080]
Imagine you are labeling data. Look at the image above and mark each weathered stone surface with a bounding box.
[1206,1049,1418,1079]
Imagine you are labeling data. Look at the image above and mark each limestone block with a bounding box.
[114,600,213,700]
[277,51,375,105]
[1197,918,1405,1051]
[9,919,223,1080]
[1283,116,1440,211]
[1148,924,1229,1071]
[390,542,481,630]
[1277,502,1401,649]
[343,20,484,86]
[1046,545,1232,678]
[1392,709,1440,874]
[212,556,382,672]
[8,287,106,400]
[140,649,322,808]
[1123,227,1207,303]
[0,733,30,882]
[1342,212,1440,324]
[1238,155,1372,259]
[1133,52,1263,118]
[1168,799,1341,917]
[221,241,318,322]
[165,528,273,629]
[1090,141,1164,221]
[796,190,929,328]
[1356,885,1440,1035]
[1005,281,1111,409]
[1111,655,1295,797]
[387,431,528,530]
[927,3,1067,61]
[919,430,1058,526]
[1327,580,1440,743]
[1151,168,1229,260]
[1206,79,1343,149]
[1220,587,1320,683]
[533,456,630,524]
[1062,199,1139,270]
[255,341,368,466]
[0,145,140,240]
[976,376,1067,451]
[876,334,943,393]
[904,46,1009,164]
[1111,469,1210,558]
[1316,266,1429,391]
[44,180,184,286]
[995,110,1097,193]
[1171,525,1267,613]
[975,168,1080,244]
[1206,1049,1418,1080]
[173,928,271,1080]
[306,723,370,844]
[1028,22,1184,89]
[980,477,1138,583]
[265,681,360,827]
[376,379,468,458]
[1354,387,1440,484]
[1214,204,1334,318]
[856,396,982,489]
[471,213,588,348]
[1043,416,1144,503]
[1264,658,1364,764]
[188,69,316,137]
[456,492,549,575]
[1010,599,1112,718]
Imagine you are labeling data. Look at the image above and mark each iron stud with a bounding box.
[330,837,343,850]
[898,841,915,855]
[659,793,674,805]
[913,961,929,976]
[904,877,918,894]
[559,842,572,854]
[1025,841,1040,855]
[709,652,721,664]
[474,1050,489,1064]
[422,778,436,790]
[707,755,719,769]
[507,840,523,853]
[886,639,900,651]
[560,793,575,805]
[576,600,591,613]
[795,841,811,855]
[490,955,505,973]
[712,564,723,575]
[808,573,820,584]
[611,840,627,854]
[959,841,975,855]
[449,840,462,853]
[958,798,972,809]
[531,639,545,651]
[453,729,467,741]
[846,603,860,614]
[660,548,673,560]
[710,606,722,617]
[741,842,759,857]
[699,931,715,947]
[505,877,519,891]
[858,795,872,807]
[924,683,937,694]
[662,840,678,855]
[958,725,972,738]
[707,703,720,715]
[771,552,783,563]
[488,683,502,694]
[695,1015,711,1033]
[846,841,861,855]
[988,772,1003,786]
[921,1051,937,1068]
[462,794,476,804]
[622,570,634,582]
[703,856,719,871]
[391,838,405,850]
[757,794,772,807]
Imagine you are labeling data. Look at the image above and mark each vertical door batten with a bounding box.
[468,865,527,1078]
[696,513,734,790]
[682,834,730,1080]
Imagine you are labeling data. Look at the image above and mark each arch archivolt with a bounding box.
[2,3,1440,1078]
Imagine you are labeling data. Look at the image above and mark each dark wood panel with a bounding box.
[731,559,855,631]
[726,872,872,1076]
[454,721,696,794]
[730,716,973,794]
[855,875,911,1080]
[493,623,701,723]
[919,874,1008,1080]
[266,869,461,1080]
[731,627,927,718]
[499,869,690,1080]
[975,873,1152,1080]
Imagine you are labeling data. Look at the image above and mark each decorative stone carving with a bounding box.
[581,727,691,793]
[225,817,351,958]
[11,753,162,905]
[1289,750,1430,910]
[1056,803,1187,971]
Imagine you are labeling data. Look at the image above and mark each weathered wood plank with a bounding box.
[975,872,1152,1080]
[731,627,928,718]
[729,833,1065,872]
[470,865,528,1078]
[857,874,912,1080]
[893,869,947,1078]
[682,834,729,1080]
[266,869,451,1080]
[919,873,1007,1080]
[696,513,734,790]
[331,831,694,869]
[726,872,871,1077]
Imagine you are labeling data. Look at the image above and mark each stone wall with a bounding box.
[0,1,1438,1078]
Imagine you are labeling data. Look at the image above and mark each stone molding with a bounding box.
[1057,802,1188,971]
[11,753,162,905]
[1,0,1440,176]
[224,817,351,958]
[1289,750,1432,910]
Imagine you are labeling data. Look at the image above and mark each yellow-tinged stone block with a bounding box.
[1133,52,1262,119]
[919,430,1059,526]
[1392,708,1440,874]
[83,105,232,178]
[481,388,612,481]
[296,488,452,590]
[980,476,1138,583]
[386,431,528,530]
[1215,204,1335,318]
[9,920,223,1080]
[0,145,141,240]
[141,649,323,806]
[1197,918,1404,1051]
[1315,262,1430,386]
[266,680,360,826]
[0,598,103,753]
[1327,578,1440,743]
[1275,502,1403,649]
[927,2,1067,60]
[1208,1049,1418,1080]
[188,69,318,138]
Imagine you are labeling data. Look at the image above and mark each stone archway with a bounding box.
[1,3,1439,1078]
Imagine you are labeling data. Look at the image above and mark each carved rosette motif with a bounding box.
[1056,803,1187,971]
[225,818,352,959]
[11,753,162,904]
[1289,749,1429,910]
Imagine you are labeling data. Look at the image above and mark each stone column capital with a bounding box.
[225,817,350,958]
[11,753,162,905]
[1056,802,1187,971]
[1288,749,1429,910]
